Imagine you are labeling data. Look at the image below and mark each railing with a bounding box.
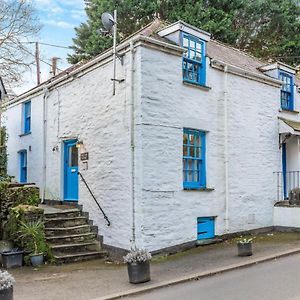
[274,171,300,201]
[78,171,111,226]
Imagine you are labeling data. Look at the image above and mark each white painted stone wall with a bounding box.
[5,95,44,186]
[5,49,139,250]
[137,45,281,251]
[274,206,300,227]
[5,37,299,252]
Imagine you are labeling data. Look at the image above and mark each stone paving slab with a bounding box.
[10,232,300,300]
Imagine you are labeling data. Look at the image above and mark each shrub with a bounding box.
[0,270,14,290]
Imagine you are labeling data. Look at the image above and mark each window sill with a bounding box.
[19,132,31,137]
[279,108,299,114]
[183,81,211,91]
[184,187,215,192]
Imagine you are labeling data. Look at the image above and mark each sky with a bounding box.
[16,0,87,94]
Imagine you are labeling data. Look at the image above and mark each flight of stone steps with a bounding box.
[44,207,107,263]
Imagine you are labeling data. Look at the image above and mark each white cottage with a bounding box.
[4,20,300,254]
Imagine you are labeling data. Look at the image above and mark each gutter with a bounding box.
[211,59,283,87]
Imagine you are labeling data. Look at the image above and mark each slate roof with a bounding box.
[14,19,299,100]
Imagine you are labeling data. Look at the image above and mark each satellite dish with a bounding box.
[101,12,115,32]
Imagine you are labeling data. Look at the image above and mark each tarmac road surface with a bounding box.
[127,253,300,300]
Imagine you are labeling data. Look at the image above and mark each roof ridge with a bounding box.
[209,39,270,66]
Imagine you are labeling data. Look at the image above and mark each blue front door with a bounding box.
[64,140,79,201]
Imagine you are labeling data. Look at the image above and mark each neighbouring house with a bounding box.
[0,77,7,102]
[3,20,300,254]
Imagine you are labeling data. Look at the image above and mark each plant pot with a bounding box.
[0,286,13,300]
[237,242,253,256]
[2,251,24,268]
[30,254,44,267]
[127,261,151,284]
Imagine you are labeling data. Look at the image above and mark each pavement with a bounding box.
[9,232,300,300]
[126,253,300,300]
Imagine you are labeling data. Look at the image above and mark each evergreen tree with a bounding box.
[68,0,300,66]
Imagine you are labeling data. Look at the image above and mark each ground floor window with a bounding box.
[19,150,27,183]
[183,128,206,189]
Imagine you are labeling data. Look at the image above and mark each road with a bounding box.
[127,254,300,300]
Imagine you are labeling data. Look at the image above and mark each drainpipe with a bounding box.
[224,65,229,233]
[129,41,136,246]
[41,87,49,203]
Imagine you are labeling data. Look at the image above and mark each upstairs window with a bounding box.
[279,72,294,111]
[23,101,31,134]
[182,33,206,86]
[183,128,206,189]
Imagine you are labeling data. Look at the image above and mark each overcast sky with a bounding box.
[16,0,87,94]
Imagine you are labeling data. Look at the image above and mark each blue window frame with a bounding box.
[23,101,31,134]
[19,150,27,183]
[182,33,206,86]
[183,128,206,189]
[279,72,294,110]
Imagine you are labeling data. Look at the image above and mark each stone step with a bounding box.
[44,209,81,219]
[45,217,88,228]
[45,225,93,236]
[50,241,101,254]
[54,250,107,264]
[46,232,97,244]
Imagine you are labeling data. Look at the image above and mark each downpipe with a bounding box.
[130,41,136,246]
[41,87,49,203]
[224,64,230,233]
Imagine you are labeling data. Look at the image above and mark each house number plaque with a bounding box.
[80,152,89,161]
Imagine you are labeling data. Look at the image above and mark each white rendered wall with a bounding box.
[137,46,281,251]
[5,95,44,186]
[274,206,300,227]
[5,51,137,250]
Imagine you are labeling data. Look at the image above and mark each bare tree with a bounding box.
[0,0,40,85]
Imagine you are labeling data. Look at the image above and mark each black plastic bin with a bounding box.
[2,250,24,268]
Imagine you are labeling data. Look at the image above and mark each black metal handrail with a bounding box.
[78,171,111,226]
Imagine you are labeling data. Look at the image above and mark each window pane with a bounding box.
[183,36,189,48]
[190,147,194,157]
[183,133,188,144]
[183,145,188,156]
[189,134,194,145]
[69,146,78,167]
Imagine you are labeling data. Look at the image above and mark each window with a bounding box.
[183,128,206,189]
[19,150,27,183]
[279,72,294,110]
[23,101,31,134]
[182,33,206,86]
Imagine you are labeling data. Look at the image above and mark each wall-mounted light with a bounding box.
[76,140,83,148]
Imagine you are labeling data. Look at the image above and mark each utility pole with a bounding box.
[35,42,41,85]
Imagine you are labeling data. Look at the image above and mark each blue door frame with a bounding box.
[63,140,79,201]
[282,143,287,199]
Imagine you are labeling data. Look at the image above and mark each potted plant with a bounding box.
[237,237,253,256]
[19,220,46,267]
[123,248,152,284]
[0,270,15,300]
